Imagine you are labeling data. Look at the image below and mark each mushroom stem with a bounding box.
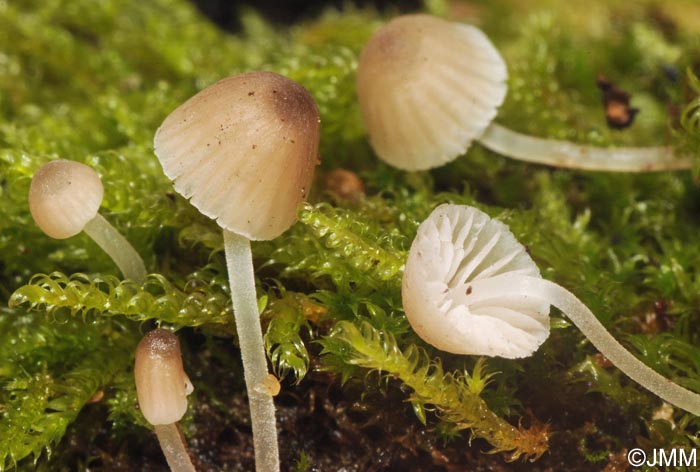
[479,123,692,172]
[469,274,700,415]
[223,230,280,472]
[154,423,196,472]
[82,212,147,284]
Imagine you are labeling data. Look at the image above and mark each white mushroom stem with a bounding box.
[356,15,692,173]
[479,123,692,172]
[223,230,280,472]
[468,274,700,415]
[82,213,147,284]
[154,424,196,472]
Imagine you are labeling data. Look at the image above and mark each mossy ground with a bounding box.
[2,0,700,470]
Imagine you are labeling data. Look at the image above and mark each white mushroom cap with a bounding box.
[134,329,194,426]
[402,204,550,358]
[154,71,321,241]
[357,14,508,171]
[28,160,104,239]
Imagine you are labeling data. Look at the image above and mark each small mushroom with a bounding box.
[154,72,319,241]
[404,204,700,415]
[135,329,195,472]
[154,71,321,472]
[403,204,549,358]
[357,14,690,172]
[29,160,147,283]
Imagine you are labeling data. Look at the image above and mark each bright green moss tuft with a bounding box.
[0,308,136,470]
[10,270,235,332]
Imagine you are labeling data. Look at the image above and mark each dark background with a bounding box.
[191,0,421,30]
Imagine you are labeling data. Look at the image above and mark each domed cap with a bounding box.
[402,204,550,358]
[29,160,104,239]
[154,71,321,240]
[134,329,194,425]
[357,14,507,170]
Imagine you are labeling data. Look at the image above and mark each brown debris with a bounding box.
[591,353,614,369]
[603,449,630,472]
[87,390,105,404]
[640,298,674,334]
[325,168,365,202]
[596,75,639,130]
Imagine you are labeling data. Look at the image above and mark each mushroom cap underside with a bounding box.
[402,204,550,358]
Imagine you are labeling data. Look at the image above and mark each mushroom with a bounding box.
[403,204,550,358]
[154,71,321,472]
[29,160,147,283]
[403,204,700,415]
[357,14,691,172]
[135,329,195,472]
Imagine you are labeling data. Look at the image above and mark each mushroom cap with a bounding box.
[134,329,194,426]
[357,14,508,171]
[29,160,104,239]
[154,71,321,241]
[402,204,550,358]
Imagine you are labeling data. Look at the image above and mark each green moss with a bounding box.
[0,308,135,470]
[321,321,550,460]
[263,291,313,382]
[3,0,700,469]
[9,270,235,332]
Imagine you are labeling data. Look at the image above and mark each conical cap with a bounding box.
[134,329,193,425]
[357,15,507,170]
[154,71,321,240]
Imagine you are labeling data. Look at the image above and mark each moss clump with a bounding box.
[3,0,700,470]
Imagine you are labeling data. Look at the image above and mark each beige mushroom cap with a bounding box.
[29,160,104,239]
[134,329,194,426]
[402,204,550,358]
[357,14,508,170]
[154,71,321,241]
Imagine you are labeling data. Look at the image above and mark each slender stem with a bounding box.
[468,274,700,415]
[82,213,147,284]
[154,423,196,472]
[479,122,692,172]
[223,230,280,472]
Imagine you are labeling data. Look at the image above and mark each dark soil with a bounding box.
[54,331,637,471]
[190,0,422,32]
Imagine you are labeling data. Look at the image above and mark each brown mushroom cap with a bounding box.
[28,160,104,239]
[154,71,321,241]
[357,14,508,170]
[134,329,193,426]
